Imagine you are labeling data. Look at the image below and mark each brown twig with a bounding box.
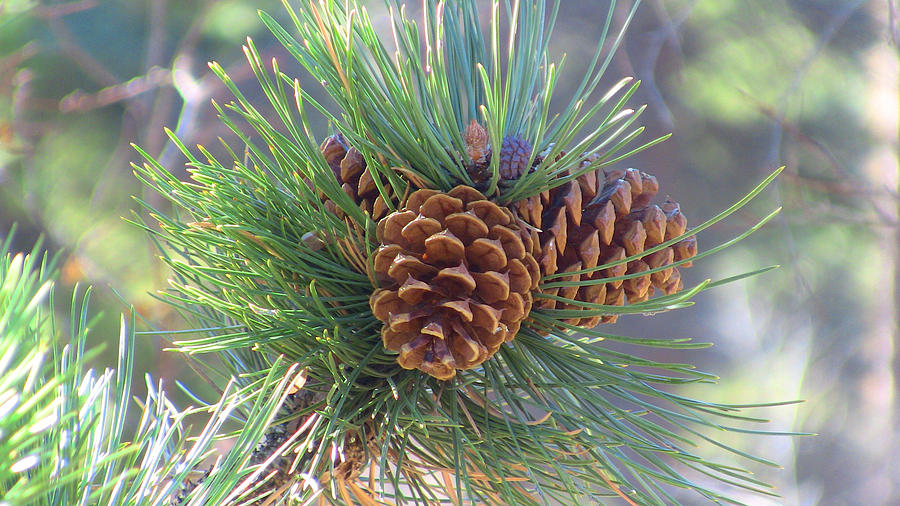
[143,0,215,154]
[34,0,97,18]
[44,8,120,89]
[762,0,869,301]
[59,67,172,113]
[741,89,847,178]
[634,0,697,130]
[0,42,39,90]
[144,0,167,70]
[890,0,900,46]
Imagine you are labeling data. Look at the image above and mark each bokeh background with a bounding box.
[0,1,896,504]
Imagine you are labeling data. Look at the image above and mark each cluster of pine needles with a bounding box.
[0,1,802,505]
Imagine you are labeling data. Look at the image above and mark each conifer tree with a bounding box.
[1,1,798,504]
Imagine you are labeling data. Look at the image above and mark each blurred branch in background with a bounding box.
[890,0,900,44]
[887,1,900,501]
[33,0,97,18]
[624,0,696,131]
[45,2,120,88]
[761,0,868,300]
[1,0,289,289]
[761,2,895,505]
[59,66,170,113]
[0,0,292,393]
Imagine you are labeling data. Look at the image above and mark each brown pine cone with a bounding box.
[370,186,540,380]
[320,134,394,220]
[463,120,491,184]
[464,120,490,166]
[517,156,697,326]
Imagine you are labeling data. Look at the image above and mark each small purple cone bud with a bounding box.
[498,134,532,179]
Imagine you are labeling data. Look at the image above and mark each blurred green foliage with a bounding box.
[0,1,895,504]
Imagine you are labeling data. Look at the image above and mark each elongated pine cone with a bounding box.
[320,133,394,220]
[515,157,697,326]
[370,186,540,380]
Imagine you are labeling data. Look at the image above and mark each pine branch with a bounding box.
[0,233,315,505]
[117,1,799,504]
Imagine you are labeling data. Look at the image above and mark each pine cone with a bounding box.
[464,120,490,166]
[498,134,532,179]
[370,186,540,380]
[463,120,491,184]
[517,157,697,325]
[320,133,394,220]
